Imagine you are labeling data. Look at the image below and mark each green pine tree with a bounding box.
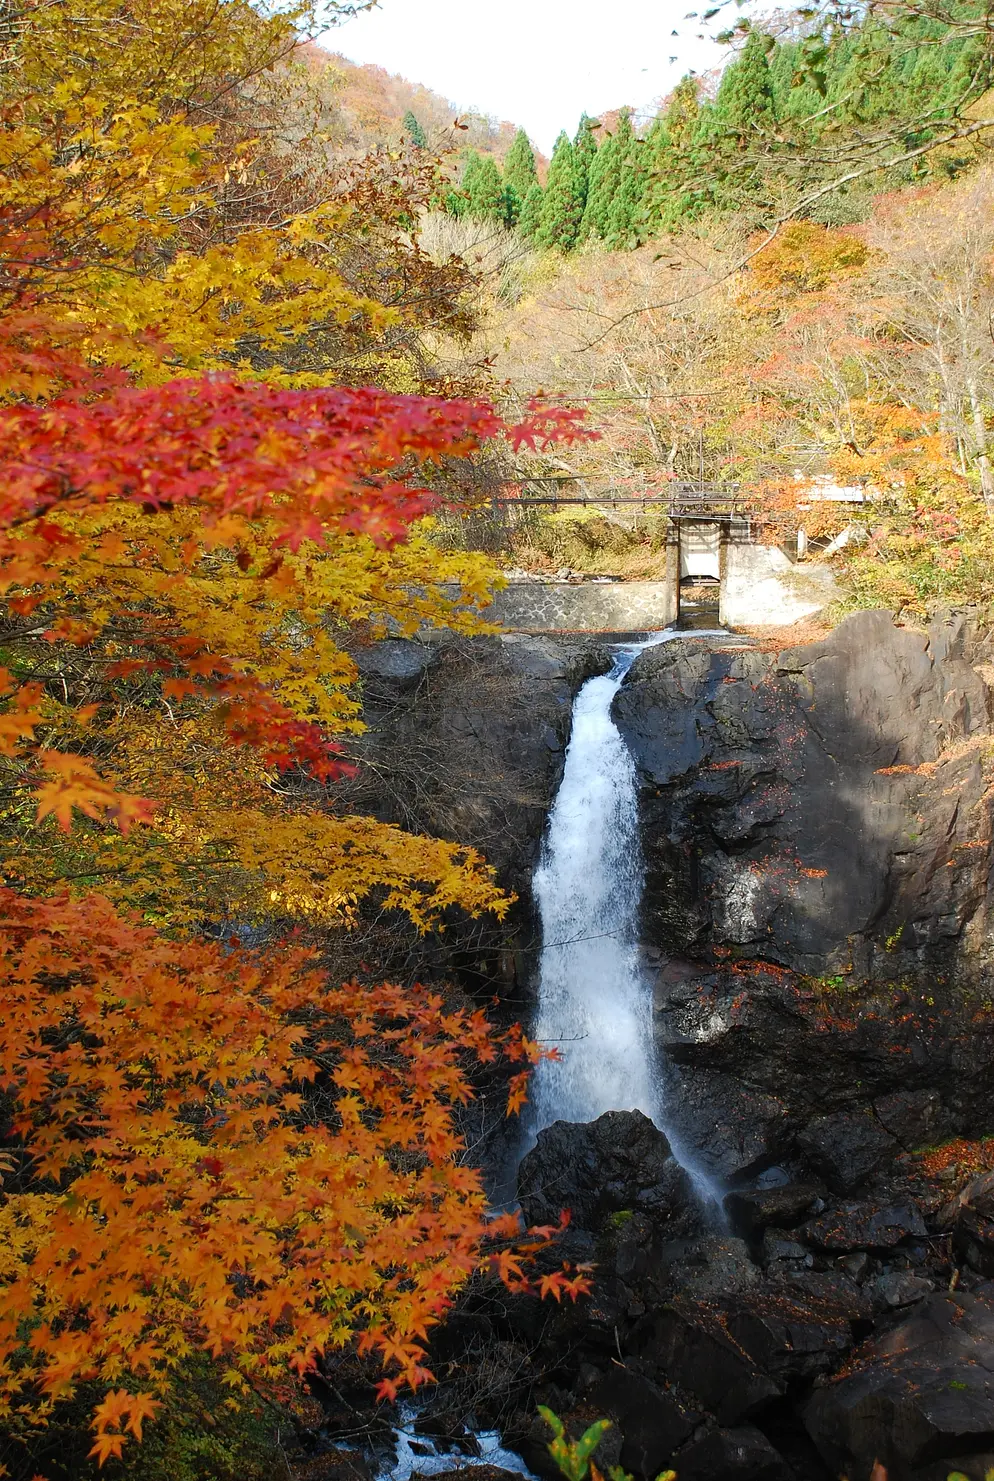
[503,129,539,210]
[468,155,506,223]
[536,131,585,251]
[449,150,483,217]
[604,142,647,248]
[642,77,702,233]
[402,110,428,149]
[517,181,545,239]
[714,31,777,135]
[580,108,634,241]
[572,113,599,212]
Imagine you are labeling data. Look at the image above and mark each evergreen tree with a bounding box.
[402,110,428,149]
[714,31,777,135]
[450,150,483,217]
[536,131,585,250]
[517,181,545,239]
[580,108,634,241]
[468,154,505,223]
[642,78,702,234]
[572,113,599,212]
[503,129,539,207]
[604,142,647,248]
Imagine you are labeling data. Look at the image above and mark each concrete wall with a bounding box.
[719,543,838,627]
[469,543,837,634]
[487,579,678,633]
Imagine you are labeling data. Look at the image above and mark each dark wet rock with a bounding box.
[351,637,438,685]
[724,1183,823,1238]
[641,1303,784,1423]
[654,969,994,1199]
[759,1229,810,1270]
[516,1110,700,1236]
[872,1271,934,1309]
[666,1236,763,1300]
[586,1368,698,1478]
[774,1269,874,1320]
[296,1449,376,1481]
[653,1064,790,1182]
[840,1250,871,1281]
[794,1110,899,1194]
[940,1170,994,1276]
[615,610,994,982]
[721,1291,854,1384]
[672,1424,793,1481]
[414,1470,526,1481]
[339,632,611,916]
[804,1293,994,1480]
[800,1200,928,1251]
[873,1089,946,1149]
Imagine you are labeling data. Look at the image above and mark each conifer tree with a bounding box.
[469,155,505,223]
[714,30,777,136]
[449,149,482,217]
[517,181,545,239]
[403,110,428,149]
[604,142,647,248]
[580,109,634,241]
[536,131,584,251]
[572,113,599,212]
[503,129,539,206]
[642,78,701,234]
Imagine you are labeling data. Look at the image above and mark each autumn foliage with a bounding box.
[0,0,595,1471]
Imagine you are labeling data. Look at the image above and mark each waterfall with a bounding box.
[521,627,730,1210]
[530,637,662,1130]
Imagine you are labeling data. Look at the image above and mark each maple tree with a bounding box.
[0,0,596,1473]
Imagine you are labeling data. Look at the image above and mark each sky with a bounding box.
[327,0,727,154]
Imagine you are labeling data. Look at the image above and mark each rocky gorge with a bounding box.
[327,610,994,1481]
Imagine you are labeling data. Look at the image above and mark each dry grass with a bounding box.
[731,620,833,651]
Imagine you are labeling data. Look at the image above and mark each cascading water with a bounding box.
[527,629,727,1209]
[530,640,659,1128]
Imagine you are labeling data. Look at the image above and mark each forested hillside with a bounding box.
[419,11,994,618]
[297,44,532,167]
[444,14,992,240]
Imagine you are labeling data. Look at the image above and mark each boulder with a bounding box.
[724,1183,823,1238]
[720,1291,854,1385]
[516,1111,700,1235]
[940,1169,994,1276]
[775,1269,874,1320]
[800,1200,928,1251]
[804,1293,994,1479]
[873,1089,946,1149]
[872,1272,934,1310]
[759,1228,810,1270]
[642,1303,783,1423]
[671,1425,792,1481]
[666,1235,763,1301]
[794,1111,898,1194]
[586,1368,698,1479]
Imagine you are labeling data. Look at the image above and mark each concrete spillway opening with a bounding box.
[677,521,721,624]
[678,522,721,582]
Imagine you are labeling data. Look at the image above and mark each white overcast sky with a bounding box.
[326,0,727,154]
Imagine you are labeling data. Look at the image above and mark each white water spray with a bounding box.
[528,630,727,1207]
[530,640,657,1125]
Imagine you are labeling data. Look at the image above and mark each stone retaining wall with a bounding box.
[486,580,679,632]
